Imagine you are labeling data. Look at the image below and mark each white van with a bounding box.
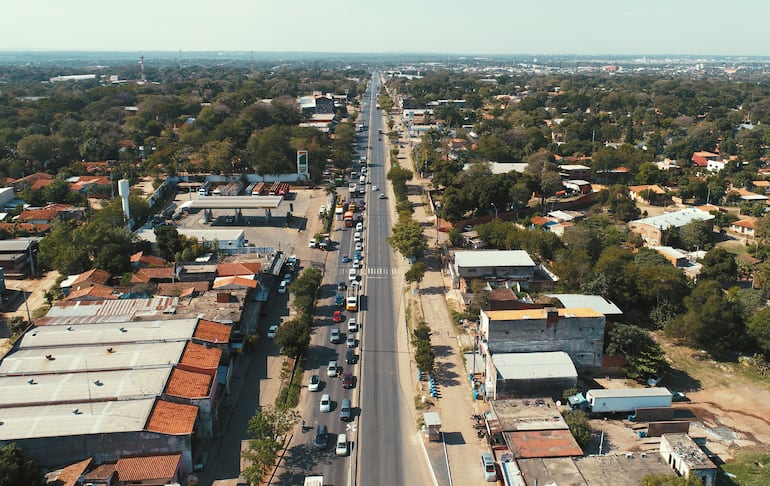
[335,433,348,456]
[359,175,366,184]
[481,453,497,482]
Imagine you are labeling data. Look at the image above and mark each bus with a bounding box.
[343,211,354,227]
[346,285,358,312]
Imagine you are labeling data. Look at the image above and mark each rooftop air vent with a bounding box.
[45,354,55,361]
[72,408,81,415]
[27,379,36,385]
[93,380,103,387]
[119,327,127,333]
[107,347,115,353]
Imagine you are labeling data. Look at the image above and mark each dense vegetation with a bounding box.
[389,69,770,372]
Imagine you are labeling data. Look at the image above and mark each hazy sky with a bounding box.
[3,0,769,56]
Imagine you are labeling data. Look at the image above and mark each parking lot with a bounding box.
[172,186,330,255]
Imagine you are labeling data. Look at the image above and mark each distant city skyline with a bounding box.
[3,0,769,57]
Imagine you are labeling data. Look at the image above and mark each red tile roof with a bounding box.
[130,251,168,267]
[44,457,93,486]
[83,463,117,482]
[216,261,262,276]
[165,368,212,398]
[212,275,258,289]
[72,268,112,286]
[115,453,181,482]
[67,283,119,301]
[145,400,197,435]
[13,172,54,190]
[134,266,175,282]
[505,429,583,458]
[179,342,222,374]
[18,204,80,222]
[194,319,232,344]
[733,219,755,229]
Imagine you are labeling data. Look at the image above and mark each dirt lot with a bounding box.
[583,338,770,463]
[0,270,61,356]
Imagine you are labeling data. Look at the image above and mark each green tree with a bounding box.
[241,406,300,484]
[274,316,311,358]
[38,222,90,274]
[154,225,182,262]
[606,324,668,382]
[679,220,713,251]
[699,248,738,287]
[563,409,591,448]
[405,261,426,285]
[668,280,744,358]
[0,443,45,486]
[747,306,770,356]
[388,216,427,258]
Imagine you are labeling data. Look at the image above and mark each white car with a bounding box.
[348,268,358,281]
[308,374,321,392]
[355,242,363,252]
[327,360,338,377]
[309,239,317,248]
[347,318,358,333]
[356,222,363,232]
[320,394,331,413]
[266,325,278,339]
[278,280,288,294]
[319,205,327,215]
[353,232,362,242]
[372,185,378,191]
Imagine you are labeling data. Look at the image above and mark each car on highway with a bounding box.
[347,318,358,333]
[353,256,361,267]
[314,424,328,449]
[320,393,331,412]
[355,249,362,260]
[336,433,349,456]
[346,334,356,347]
[330,328,342,344]
[341,254,350,263]
[372,185,378,191]
[333,311,343,323]
[345,349,357,365]
[356,222,363,232]
[379,193,387,199]
[348,268,358,281]
[354,242,363,252]
[339,397,352,421]
[337,281,347,291]
[327,360,339,377]
[353,232,362,242]
[341,373,355,390]
[266,325,278,339]
[335,293,345,307]
[308,374,321,392]
[277,280,288,294]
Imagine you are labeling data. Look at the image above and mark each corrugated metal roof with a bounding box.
[492,352,577,381]
[18,318,199,349]
[41,297,178,323]
[545,294,623,315]
[0,398,156,440]
[631,208,714,230]
[455,250,535,269]
[0,341,185,375]
[0,367,172,408]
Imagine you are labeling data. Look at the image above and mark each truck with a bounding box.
[584,387,673,414]
[343,210,354,227]
[304,476,323,486]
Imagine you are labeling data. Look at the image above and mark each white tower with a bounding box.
[139,56,146,83]
[118,179,131,225]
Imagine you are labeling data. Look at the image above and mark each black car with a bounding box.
[337,282,347,291]
[314,424,328,448]
[345,348,357,364]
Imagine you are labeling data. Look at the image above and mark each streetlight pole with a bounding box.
[491,202,498,219]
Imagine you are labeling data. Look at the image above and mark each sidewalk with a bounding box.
[387,115,490,485]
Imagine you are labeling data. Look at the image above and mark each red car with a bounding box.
[342,372,355,389]
[333,311,343,323]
